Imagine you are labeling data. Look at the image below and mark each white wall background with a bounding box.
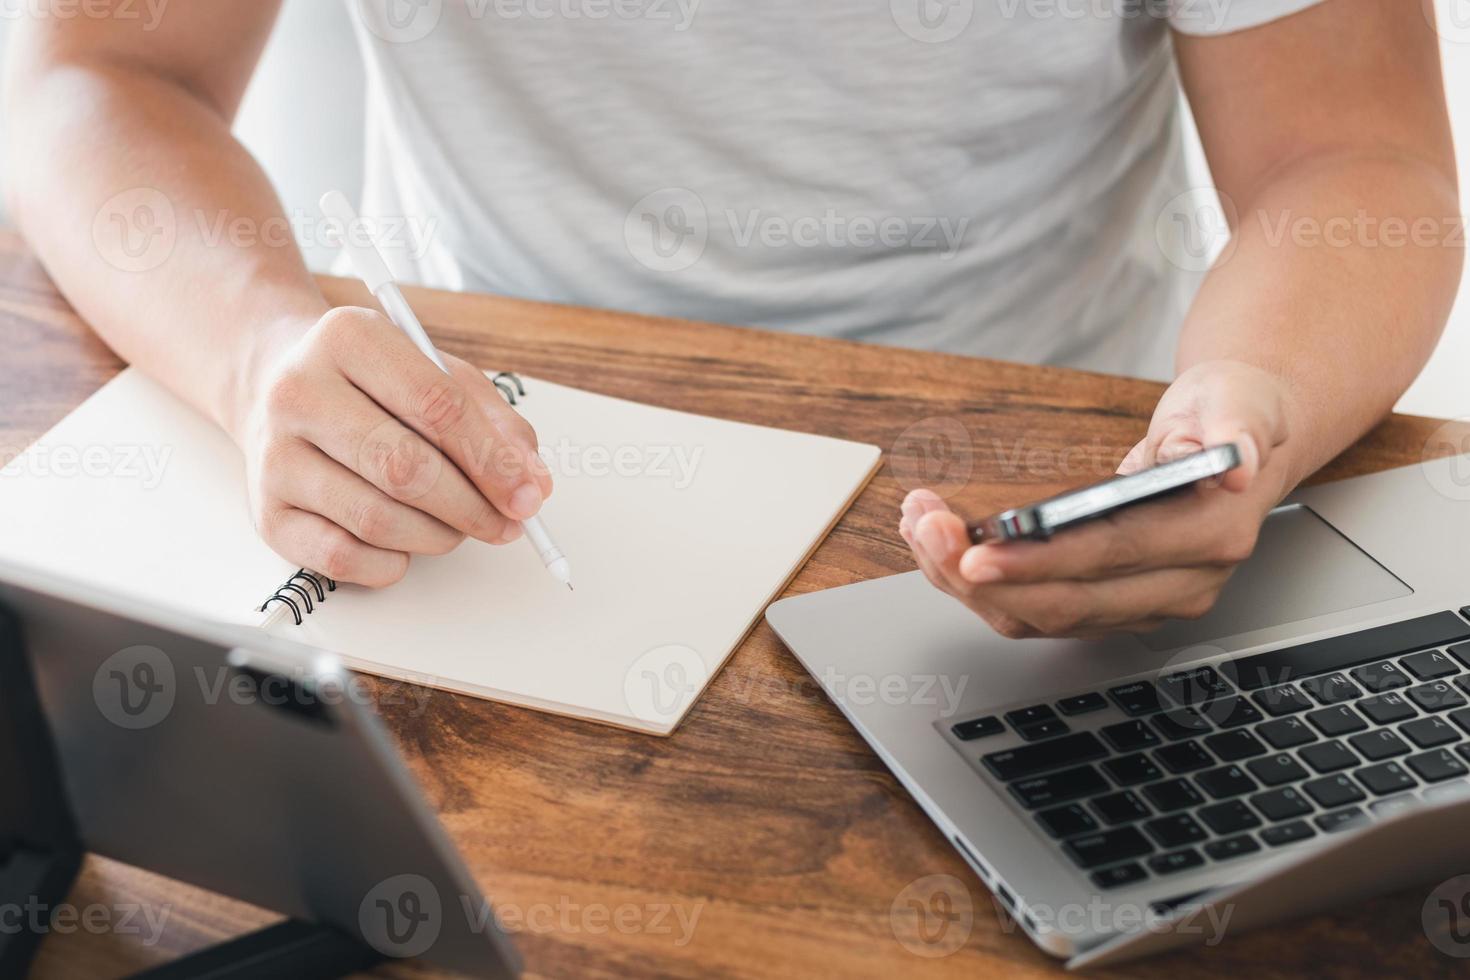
[1,0,1466,417]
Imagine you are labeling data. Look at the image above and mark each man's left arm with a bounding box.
[901,1,1462,637]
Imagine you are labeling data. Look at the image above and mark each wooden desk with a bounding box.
[3,228,1465,979]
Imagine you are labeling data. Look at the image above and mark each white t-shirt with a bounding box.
[346,0,1323,380]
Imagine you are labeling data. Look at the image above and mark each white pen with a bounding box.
[319,190,573,589]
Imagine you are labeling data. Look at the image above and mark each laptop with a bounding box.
[767,453,1470,966]
[0,557,520,977]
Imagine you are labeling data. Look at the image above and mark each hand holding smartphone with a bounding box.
[967,444,1242,544]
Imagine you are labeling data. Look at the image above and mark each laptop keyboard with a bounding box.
[948,609,1470,892]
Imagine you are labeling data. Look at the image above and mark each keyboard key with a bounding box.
[1159,666,1233,705]
[983,732,1108,780]
[1400,716,1459,748]
[1250,786,1312,822]
[1232,612,1470,691]
[1300,740,1359,773]
[1357,692,1417,726]
[1148,848,1205,875]
[1006,704,1059,729]
[1063,827,1154,869]
[1354,761,1417,795]
[1406,681,1467,713]
[1143,778,1204,813]
[1252,684,1313,716]
[1102,753,1163,787]
[1451,706,1470,734]
[1302,774,1366,809]
[1300,672,1362,705]
[1261,820,1316,847]
[1100,720,1161,752]
[1203,729,1268,762]
[1198,696,1263,729]
[1056,692,1108,716]
[1143,813,1208,848]
[1450,639,1470,668]
[1314,807,1367,833]
[953,716,1004,740]
[1348,729,1411,762]
[1035,803,1099,839]
[1091,862,1148,889]
[1350,660,1411,693]
[1405,749,1469,783]
[1257,716,1317,749]
[1195,765,1257,800]
[1423,780,1470,804]
[1016,719,1071,741]
[1155,741,1214,774]
[1091,790,1151,825]
[1108,681,1164,717]
[1010,766,1111,808]
[1246,753,1308,787]
[1400,648,1461,680]
[1369,794,1419,819]
[1198,800,1262,834]
[1152,708,1212,741]
[1305,705,1368,737]
[1204,835,1261,861]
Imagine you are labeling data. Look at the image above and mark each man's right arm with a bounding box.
[3,2,552,586]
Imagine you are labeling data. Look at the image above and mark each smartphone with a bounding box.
[967,443,1242,544]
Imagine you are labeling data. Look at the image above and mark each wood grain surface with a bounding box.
[3,228,1467,979]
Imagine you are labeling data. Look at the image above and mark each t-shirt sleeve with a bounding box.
[1169,0,1326,36]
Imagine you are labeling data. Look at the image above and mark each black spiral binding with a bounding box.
[259,569,337,626]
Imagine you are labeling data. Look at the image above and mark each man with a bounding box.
[3,1,1460,637]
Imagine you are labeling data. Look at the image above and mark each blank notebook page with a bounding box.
[0,369,880,734]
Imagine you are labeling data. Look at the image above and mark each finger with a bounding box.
[317,310,547,520]
[295,379,518,545]
[268,442,468,555]
[443,356,554,498]
[899,487,950,541]
[970,565,1232,637]
[258,505,410,588]
[913,509,978,595]
[957,487,1258,584]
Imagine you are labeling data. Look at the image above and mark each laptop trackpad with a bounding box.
[1139,504,1410,651]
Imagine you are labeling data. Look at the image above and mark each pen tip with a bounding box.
[567,582,574,592]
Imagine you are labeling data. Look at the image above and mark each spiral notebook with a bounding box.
[0,368,880,735]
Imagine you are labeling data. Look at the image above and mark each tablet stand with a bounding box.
[0,604,384,979]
